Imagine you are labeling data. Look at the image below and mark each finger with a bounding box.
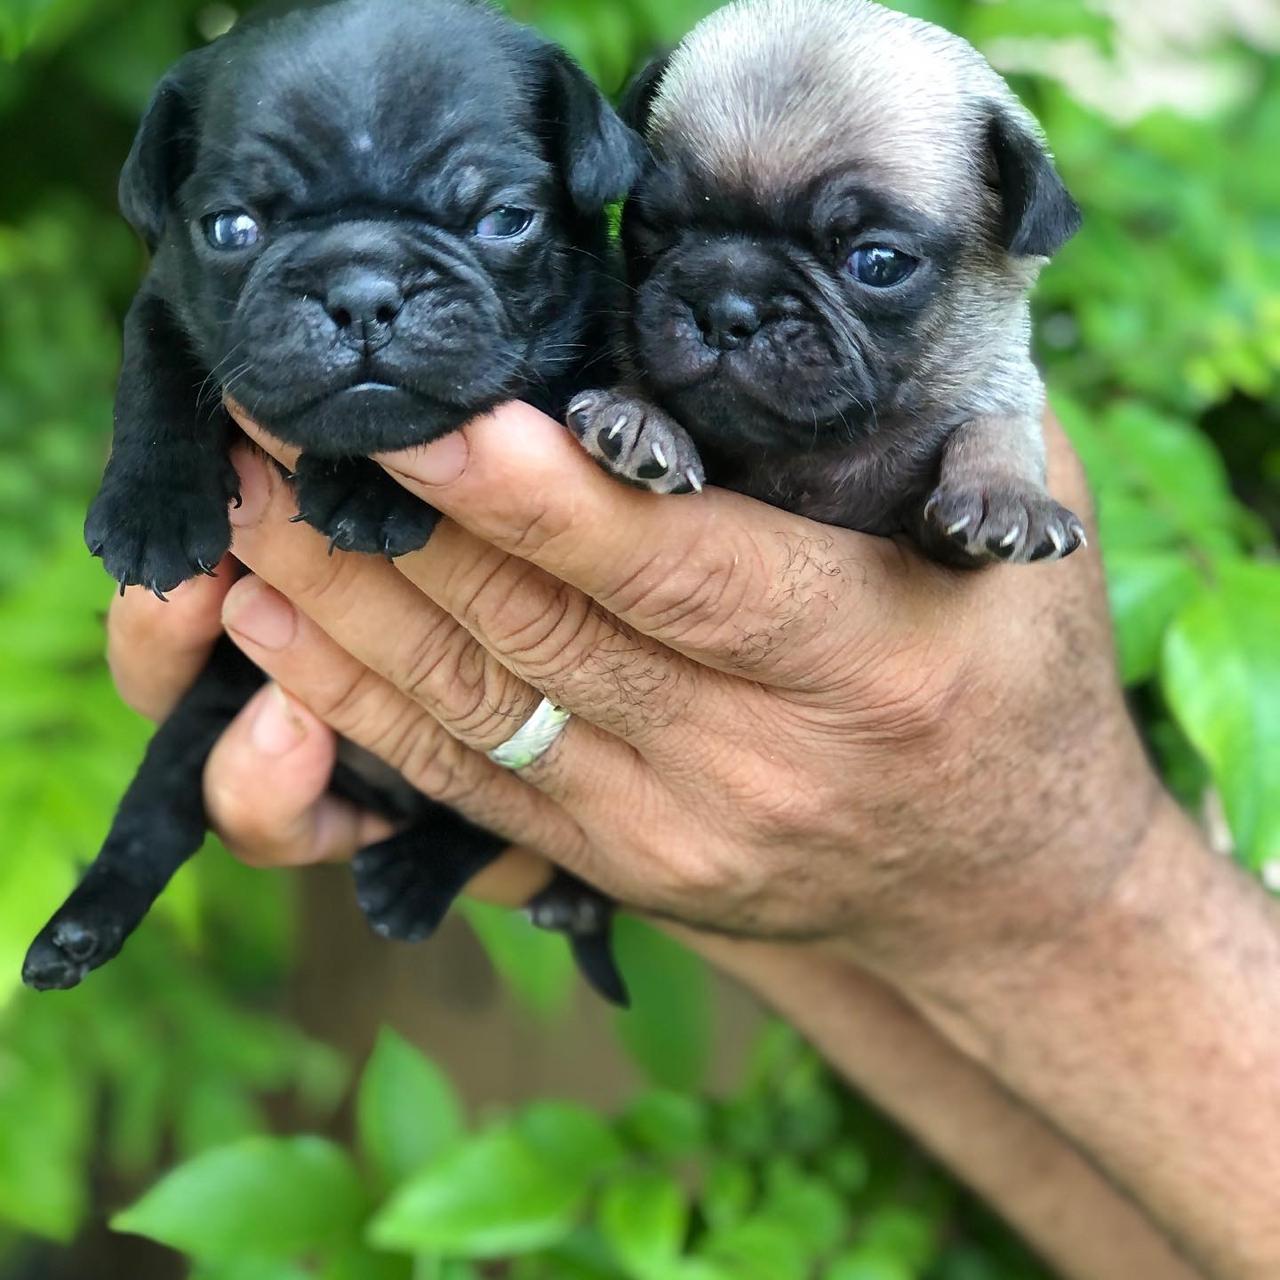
[219,574,631,888]
[205,679,556,904]
[107,557,241,721]
[205,679,388,867]
[230,403,905,689]
[228,443,707,761]
[383,405,914,686]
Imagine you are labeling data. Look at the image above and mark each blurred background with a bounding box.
[1,0,1277,1276]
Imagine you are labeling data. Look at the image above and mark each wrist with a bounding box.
[892,788,1191,1061]
[886,795,1280,1278]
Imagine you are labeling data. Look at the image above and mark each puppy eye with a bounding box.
[474,206,534,240]
[203,210,263,251]
[847,245,919,288]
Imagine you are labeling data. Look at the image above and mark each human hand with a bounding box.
[106,552,549,902]
[109,399,1157,987]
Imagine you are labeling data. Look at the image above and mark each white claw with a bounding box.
[686,469,703,493]
[608,415,627,439]
[1048,526,1065,554]
[651,441,668,469]
[1078,530,1089,549]
[569,395,595,417]
[1000,525,1021,549]
[945,515,972,536]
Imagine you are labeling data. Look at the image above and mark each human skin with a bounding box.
[107,402,1280,1277]
[108,576,1201,1280]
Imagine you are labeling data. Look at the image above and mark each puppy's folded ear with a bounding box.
[119,49,207,250]
[618,51,672,134]
[539,49,647,215]
[987,107,1082,259]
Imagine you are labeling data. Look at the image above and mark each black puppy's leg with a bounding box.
[567,390,705,496]
[527,872,629,1008]
[22,640,262,991]
[290,454,441,557]
[349,803,505,942]
[342,785,629,1006]
[85,289,239,594]
[919,414,1087,566]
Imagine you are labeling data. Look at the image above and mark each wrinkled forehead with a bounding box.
[648,0,992,221]
[194,5,543,200]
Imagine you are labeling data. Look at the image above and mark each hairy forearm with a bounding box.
[902,797,1280,1280]
[686,931,1201,1280]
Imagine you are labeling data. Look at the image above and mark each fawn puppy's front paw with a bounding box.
[924,481,1087,565]
[567,391,705,495]
[85,456,238,596]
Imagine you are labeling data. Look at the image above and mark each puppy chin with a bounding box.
[251,384,473,458]
[635,324,874,453]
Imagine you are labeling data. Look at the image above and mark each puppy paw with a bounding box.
[353,837,452,943]
[85,457,238,596]
[526,878,612,936]
[23,874,152,991]
[923,482,1087,565]
[567,391,705,495]
[291,454,439,557]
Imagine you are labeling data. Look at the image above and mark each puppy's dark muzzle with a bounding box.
[325,268,404,354]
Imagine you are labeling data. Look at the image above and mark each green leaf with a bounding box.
[460,900,575,1018]
[599,1169,689,1278]
[613,917,711,1090]
[0,1033,88,1241]
[856,1207,938,1273]
[825,1251,915,1280]
[1162,561,1280,869]
[701,1158,754,1230]
[759,1160,847,1257]
[191,1261,315,1280]
[515,1100,623,1181]
[111,1137,366,1263]
[618,1091,709,1159]
[698,1216,809,1280]
[357,1028,463,1186]
[1105,551,1202,685]
[369,1124,590,1258]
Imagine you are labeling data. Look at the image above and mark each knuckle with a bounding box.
[401,625,528,743]
[205,773,278,853]
[608,546,745,644]
[308,661,396,741]
[503,500,576,561]
[397,726,480,807]
[851,648,969,745]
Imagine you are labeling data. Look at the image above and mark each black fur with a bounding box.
[28,0,637,1000]
[988,108,1083,260]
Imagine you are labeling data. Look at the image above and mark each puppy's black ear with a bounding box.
[987,107,1082,259]
[618,52,672,134]
[539,49,647,215]
[119,50,207,250]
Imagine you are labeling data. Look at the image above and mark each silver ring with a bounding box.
[487,697,571,770]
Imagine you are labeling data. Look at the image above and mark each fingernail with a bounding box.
[385,430,469,487]
[230,447,272,527]
[223,577,298,650]
[251,683,307,756]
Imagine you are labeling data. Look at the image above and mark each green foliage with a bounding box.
[2,0,1279,1276]
[115,1025,1049,1279]
[357,1027,465,1186]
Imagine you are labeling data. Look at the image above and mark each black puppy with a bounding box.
[23,0,641,999]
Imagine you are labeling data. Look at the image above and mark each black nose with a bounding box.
[693,290,762,351]
[324,270,404,351]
